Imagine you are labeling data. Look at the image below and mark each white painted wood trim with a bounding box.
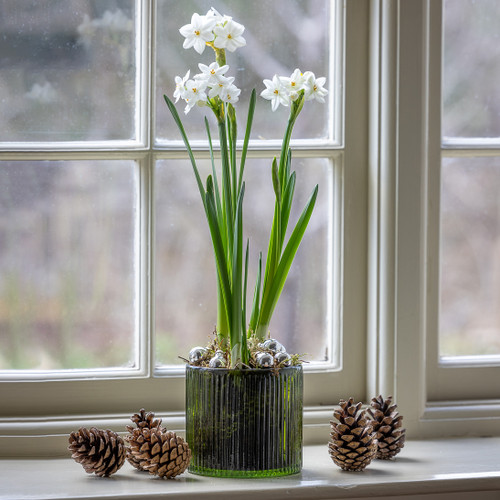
[370,0,500,436]
[2,439,500,499]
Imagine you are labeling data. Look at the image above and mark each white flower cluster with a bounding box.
[179,8,246,55]
[174,62,241,114]
[261,69,328,112]
[174,10,328,116]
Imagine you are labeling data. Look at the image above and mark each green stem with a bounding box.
[218,120,233,267]
[215,47,226,67]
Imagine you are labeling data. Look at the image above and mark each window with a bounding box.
[4,1,497,458]
[369,0,500,437]
[428,0,500,403]
[0,0,374,455]
[440,0,500,359]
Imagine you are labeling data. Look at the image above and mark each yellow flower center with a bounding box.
[195,30,200,36]
[313,85,318,91]
[227,34,232,39]
[274,89,279,95]
[211,69,216,74]
[193,88,197,93]
[291,82,296,87]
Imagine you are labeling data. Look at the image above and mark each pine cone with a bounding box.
[68,427,126,477]
[367,395,406,460]
[328,398,378,471]
[127,426,191,479]
[130,408,163,431]
[126,409,164,471]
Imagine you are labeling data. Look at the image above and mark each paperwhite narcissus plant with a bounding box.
[164,9,328,368]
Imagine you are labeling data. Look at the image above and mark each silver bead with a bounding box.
[262,339,286,353]
[275,351,291,366]
[209,356,226,368]
[256,351,274,368]
[189,346,207,363]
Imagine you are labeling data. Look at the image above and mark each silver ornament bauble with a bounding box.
[274,351,291,366]
[262,339,286,353]
[255,351,274,368]
[209,356,226,368]
[189,346,207,363]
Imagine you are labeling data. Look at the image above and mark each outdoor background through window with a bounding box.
[0,161,137,370]
[0,1,136,142]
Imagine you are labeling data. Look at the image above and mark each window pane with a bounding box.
[443,0,500,139]
[0,161,137,370]
[0,0,136,142]
[440,157,500,356]
[155,157,333,365]
[156,0,332,142]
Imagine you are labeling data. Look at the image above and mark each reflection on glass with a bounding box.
[155,157,333,365]
[0,0,136,142]
[156,0,331,142]
[0,161,137,369]
[443,0,500,138]
[440,157,500,356]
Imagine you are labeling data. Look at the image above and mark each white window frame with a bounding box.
[368,0,500,438]
[0,0,375,456]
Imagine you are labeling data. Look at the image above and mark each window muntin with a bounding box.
[154,156,335,366]
[0,1,137,143]
[0,160,138,371]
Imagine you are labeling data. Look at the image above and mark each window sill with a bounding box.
[1,438,500,500]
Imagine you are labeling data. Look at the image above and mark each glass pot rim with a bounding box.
[185,364,303,375]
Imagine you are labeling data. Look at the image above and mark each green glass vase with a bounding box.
[185,364,303,478]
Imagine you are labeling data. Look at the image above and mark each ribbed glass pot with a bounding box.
[185,365,303,478]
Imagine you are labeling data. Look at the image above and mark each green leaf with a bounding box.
[242,239,249,336]
[205,182,233,338]
[280,171,296,248]
[261,202,280,310]
[249,252,262,334]
[230,183,245,365]
[239,89,256,193]
[257,184,318,331]
[205,117,223,228]
[272,157,281,204]
[216,275,229,340]
[226,105,238,213]
[164,95,205,205]
[218,121,233,262]
[241,240,250,364]
[285,149,292,192]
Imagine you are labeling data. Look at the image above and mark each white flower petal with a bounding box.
[179,12,215,53]
[213,19,246,51]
